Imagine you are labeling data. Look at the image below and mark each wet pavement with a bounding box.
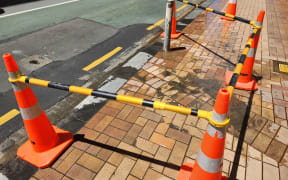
[2,0,288,179]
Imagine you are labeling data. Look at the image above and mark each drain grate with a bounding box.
[273,60,288,73]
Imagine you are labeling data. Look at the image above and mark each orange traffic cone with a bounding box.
[225,10,265,91]
[177,89,230,180]
[221,0,237,21]
[3,53,73,168]
[161,0,182,39]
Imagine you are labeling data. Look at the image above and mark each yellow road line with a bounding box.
[176,4,187,12]
[146,19,165,31]
[0,109,20,126]
[146,4,187,31]
[82,47,123,71]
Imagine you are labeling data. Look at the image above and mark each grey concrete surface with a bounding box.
[0,18,118,93]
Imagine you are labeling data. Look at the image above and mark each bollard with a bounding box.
[161,0,182,39]
[3,53,73,168]
[163,0,174,52]
[177,89,230,180]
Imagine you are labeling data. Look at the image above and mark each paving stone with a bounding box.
[263,154,278,167]
[110,118,132,131]
[56,148,83,174]
[130,159,150,179]
[262,91,273,103]
[135,116,148,126]
[166,128,191,144]
[94,163,116,180]
[139,120,157,139]
[163,167,179,180]
[103,126,126,140]
[150,132,175,150]
[263,102,274,109]
[123,124,142,145]
[85,112,105,129]
[126,107,143,123]
[99,106,120,116]
[140,110,162,122]
[252,133,272,152]
[222,159,230,174]
[196,118,208,130]
[274,105,286,119]
[77,153,104,173]
[186,137,201,159]
[172,113,187,129]
[73,127,99,151]
[232,137,247,156]
[262,121,280,138]
[110,158,135,180]
[155,123,169,134]
[151,147,171,172]
[248,115,267,131]
[86,133,109,156]
[97,137,120,161]
[236,165,246,180]
[127,175,139,180]
[263,163,280,180]
[244,128,259,144]
[168,141,187,166]
[246,157,262,180]
[276,127,288,145]
[225,133,233,150]
[33,168,63,180]
[93,115,114,132]
[279,165,288,180]
[66,164,95,180]
[266,140,286,162]
[135,137,159,155]
[272,88,284,100]
[262,107,274,121]
[143,169,171,180]
[117,105,134,120]
[182,125,204,139]
[106,101,125,110]
[185,116,198,126]
[247,145,262,160]
[108,152,124,166]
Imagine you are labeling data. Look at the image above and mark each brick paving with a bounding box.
[30,0,288,179]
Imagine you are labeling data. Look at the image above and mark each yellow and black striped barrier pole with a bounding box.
[8,75,210,117]
[177,0,256,27]
[226,28,260,99]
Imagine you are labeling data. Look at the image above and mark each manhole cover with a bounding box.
[273,60,288,74]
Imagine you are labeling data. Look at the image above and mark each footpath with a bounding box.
[27,0,288,179]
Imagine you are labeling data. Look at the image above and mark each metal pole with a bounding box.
[163,0,174,52]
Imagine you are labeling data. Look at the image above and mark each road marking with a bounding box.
[176,5,187,12]
[146,4,187,31]
[82,47,123,71]
[146,19,165,31]
[0,109,20,126]
[0,0,79,19]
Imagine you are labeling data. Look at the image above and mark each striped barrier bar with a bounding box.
[8,75,210,117]
[177,0,257,27]
[226,28,260,98]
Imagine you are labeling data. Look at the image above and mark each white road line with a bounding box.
[0,0,79,19]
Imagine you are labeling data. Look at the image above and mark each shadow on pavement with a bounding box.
[229,76,262,179]
[73,134,181,171]
[182,34,236,66]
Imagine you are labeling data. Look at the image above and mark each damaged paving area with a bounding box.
[1,0,288,179]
